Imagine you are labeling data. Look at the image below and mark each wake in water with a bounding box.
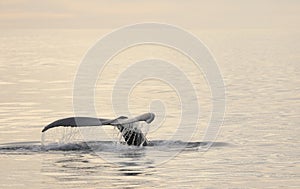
[0,139,229,155]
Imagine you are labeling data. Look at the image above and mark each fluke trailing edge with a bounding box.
[42,113,155,146]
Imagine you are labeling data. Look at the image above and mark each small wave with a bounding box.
[0,141,41,154]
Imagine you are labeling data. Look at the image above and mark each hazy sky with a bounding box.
[0,0,299,29]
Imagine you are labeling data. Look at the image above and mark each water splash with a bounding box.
[117,122,150,146]
[41,127,83,146]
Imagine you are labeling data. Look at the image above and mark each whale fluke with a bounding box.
[42,113,155,146]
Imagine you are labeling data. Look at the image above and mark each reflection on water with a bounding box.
[0,140,229,188]
[0,140,233,185]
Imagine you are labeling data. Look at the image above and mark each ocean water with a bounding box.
[0,29,299,188]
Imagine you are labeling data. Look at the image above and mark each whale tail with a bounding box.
[42,113,155,146]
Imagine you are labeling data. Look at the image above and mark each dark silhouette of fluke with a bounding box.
[42,113,155,146]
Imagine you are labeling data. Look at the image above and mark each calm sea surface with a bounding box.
[0,29,299,188]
